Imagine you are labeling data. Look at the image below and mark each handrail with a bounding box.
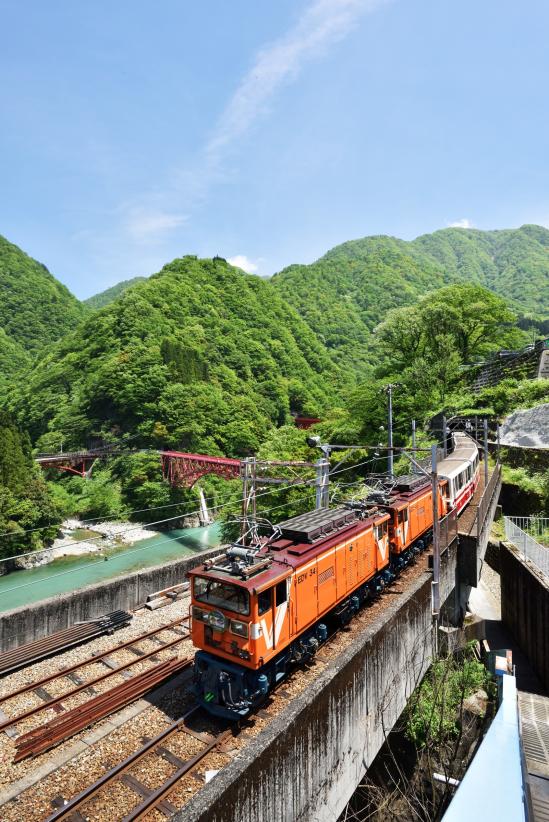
[504,516,549,581]
[476,463,502,537]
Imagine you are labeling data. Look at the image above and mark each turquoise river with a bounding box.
[0,523,222,614]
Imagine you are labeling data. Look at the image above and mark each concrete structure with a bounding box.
[179,542,460,822]
[0,547,221,654]
[501,542,549,693]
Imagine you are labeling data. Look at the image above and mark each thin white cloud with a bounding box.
[228,254,259,274]
[123,208,188,243]
[447,218,474,229]
[205,0,385,169]
[105,1,387,273]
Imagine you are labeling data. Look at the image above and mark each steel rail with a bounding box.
[0,611,131,675]
[43,705,201,822]
[123,728,232,822]
[0,630,190,732]
[14,656,192,761]
[0,615,189,705]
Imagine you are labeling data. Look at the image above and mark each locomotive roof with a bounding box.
[188,505,390,593]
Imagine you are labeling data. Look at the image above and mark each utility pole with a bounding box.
[483,418,489,488]
[315,457,330,509]
[250,456,257,541]
[240,458,250,544]
[385,384,397,477]
[411,419,417,473]
[442,415,447,458]
[431,444,440,646]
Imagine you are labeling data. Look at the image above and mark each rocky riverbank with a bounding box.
[13,519,162,569]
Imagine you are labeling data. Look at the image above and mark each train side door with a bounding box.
[317,552,337,614]
[346,539,358,592]
[293,562,318,632]
[358,531,376,583]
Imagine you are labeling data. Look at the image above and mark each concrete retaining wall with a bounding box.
[178,542,459,822]
[501,541,549,692]
[0,547,222,653]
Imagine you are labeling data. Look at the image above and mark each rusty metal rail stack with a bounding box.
[0,611,132,676]
[0,622,192,734]
[14,655,192,761]
[44,705,231,822]
[0,615,189,713]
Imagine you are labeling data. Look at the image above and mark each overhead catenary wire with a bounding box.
[0,490,320,597]
[0,453,392,588]
[0,451,384,554]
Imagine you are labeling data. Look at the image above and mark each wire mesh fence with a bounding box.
[504,517,549,580]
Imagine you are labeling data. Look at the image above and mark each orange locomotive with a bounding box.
[189,474,447,719]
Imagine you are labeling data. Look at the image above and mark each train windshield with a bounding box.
[193,577,250,616]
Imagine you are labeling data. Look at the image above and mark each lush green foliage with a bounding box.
[11,256,335,456]
[0,235,84,354]
[0,413,60,558]
[83,277,147,310]
[273,225,549,378]
[316,285,521,453]
[406,645,493,748]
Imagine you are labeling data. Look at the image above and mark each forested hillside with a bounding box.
[411,225,549,318]
[0,235,84,353]
[11,256,335,456]
[84,276,147,310]
[272,225,549,376]
[0,413,59,557]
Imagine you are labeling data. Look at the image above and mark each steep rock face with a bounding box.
[15,256,336,454]
[500,403,549,448]
[0,235,83,354]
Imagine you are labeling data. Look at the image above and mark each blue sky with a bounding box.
[1,0,548,298]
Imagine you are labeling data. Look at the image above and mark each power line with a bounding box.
[0,456,382,566]
[0,491,319,597]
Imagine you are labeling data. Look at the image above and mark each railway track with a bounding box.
[0,611,132,676]
[0,617,191,742]
[43,705,232,822]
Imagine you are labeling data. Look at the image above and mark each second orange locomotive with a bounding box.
[189,472,447,718]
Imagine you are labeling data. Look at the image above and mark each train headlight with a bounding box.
[207,610,228,631]
[230,620,249,638]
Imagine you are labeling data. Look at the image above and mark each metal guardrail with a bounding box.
[476,463,502,537]
[504,516,549,580]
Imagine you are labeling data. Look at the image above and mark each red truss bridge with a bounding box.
[160,451,241,488]
[36,447,242,487]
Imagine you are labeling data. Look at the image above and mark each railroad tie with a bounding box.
[34,687,66,713]
[127,645,146,657]
[50,796,87,821]
[0,708,19,739]
[119,774,177,817]
[65,672,97,695]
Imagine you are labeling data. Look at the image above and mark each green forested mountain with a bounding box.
[13,256,335,455]
[0,329,30,396]
[0,235,84,354]
[410,225,549,317]
[84,276,147,310]
[272,225,549,375]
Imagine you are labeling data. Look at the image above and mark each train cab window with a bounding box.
[398,509,408,525]
[275,580,287,605]
[374,523,386,540]
[258,588,272,616]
